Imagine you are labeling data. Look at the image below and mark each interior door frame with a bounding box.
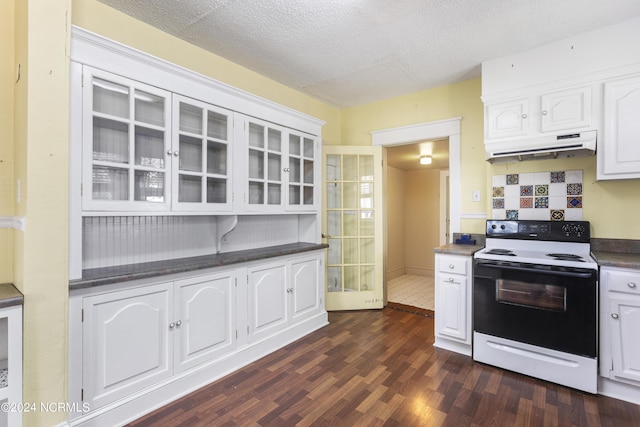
[371,117,462,242]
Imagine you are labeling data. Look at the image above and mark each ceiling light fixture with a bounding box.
[420,155,432,165]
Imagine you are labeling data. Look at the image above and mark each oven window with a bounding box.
[496,279,566,312]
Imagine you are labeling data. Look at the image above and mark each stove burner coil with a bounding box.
[485,249,516,256]
[546,253,585,262]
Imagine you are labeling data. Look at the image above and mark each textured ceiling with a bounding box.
[97,0,640,108]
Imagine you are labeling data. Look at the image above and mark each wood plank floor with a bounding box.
[128,307,640,426]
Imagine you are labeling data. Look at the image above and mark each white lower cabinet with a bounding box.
[0,303,22,427]
[247,255,322,343]
[82,270,237,409]
[82,283,173,409]
[71,251,326,425]
[601,267,640,386]
[434,254,471,356]
[174,272,236,372]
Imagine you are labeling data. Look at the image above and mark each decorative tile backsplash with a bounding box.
[491,170,583,221]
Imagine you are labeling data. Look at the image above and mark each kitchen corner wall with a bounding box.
[340,77,488,236]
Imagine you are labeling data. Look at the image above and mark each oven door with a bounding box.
[473,259,597,358]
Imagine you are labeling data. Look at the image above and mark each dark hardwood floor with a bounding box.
[128,307,640,426]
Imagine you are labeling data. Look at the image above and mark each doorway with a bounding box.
[385,140,449,312]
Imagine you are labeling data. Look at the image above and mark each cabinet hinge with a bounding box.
[247,325,250,335]
[235,330,238,339]
[81,388,84,401]
[80,183,83,197]
[81,309,84,322]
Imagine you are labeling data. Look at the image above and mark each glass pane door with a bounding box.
[172,95,232,211]
[323,146,383,310]
[84,69,171,211]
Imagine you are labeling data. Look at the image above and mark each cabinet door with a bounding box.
[286,132,318,211]
[485,98,529,140]
[609,294,640,383]
[245,118,285,212]
[174,271,236,372]
[600,75,640,178]
[435,272,467,341]
[247,262,288,342]
[172,95,234,211]
[82,283,173,409]
[82,67,172,212]
[289,255,321,322]
[540,86,592,133]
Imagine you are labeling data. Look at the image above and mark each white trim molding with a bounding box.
[460,212,488,220]
[371,117,462,242]
[0,217,26,231]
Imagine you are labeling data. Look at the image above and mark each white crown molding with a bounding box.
[0,217,26,231]
[70,26,325,135]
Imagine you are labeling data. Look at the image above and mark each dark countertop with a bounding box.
[591,238,640,270]
[70,242,329,291]
[0,284,24,309]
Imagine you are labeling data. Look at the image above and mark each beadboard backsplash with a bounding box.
[82,215,300,270]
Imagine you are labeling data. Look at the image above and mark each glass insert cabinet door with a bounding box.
[287,132,317,210]
[172,95,233,211]
[246,118,284,210]
[323,146,383,311]
[83,67,172,211]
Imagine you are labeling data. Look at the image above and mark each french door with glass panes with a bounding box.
[83,67,172,211]
[323,146,383,310]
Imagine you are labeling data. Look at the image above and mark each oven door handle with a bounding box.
[479,263,594,279]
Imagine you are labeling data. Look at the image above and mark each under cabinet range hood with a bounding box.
[486,130,597,163]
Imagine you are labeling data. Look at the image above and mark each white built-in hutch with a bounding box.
[67,27,327,426]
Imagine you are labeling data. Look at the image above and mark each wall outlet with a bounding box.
[472,190,481,202]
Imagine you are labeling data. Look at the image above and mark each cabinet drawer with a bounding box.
[437,256,468,275]
[604,269,640,294]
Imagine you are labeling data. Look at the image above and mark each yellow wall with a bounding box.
[341,78,488,234]
[404,169,442,275]
[0,0,15,284]
[13,0,71,426]
[386,166,405,279]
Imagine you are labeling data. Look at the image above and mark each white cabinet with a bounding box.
[79,67,235,213]
[485,86,592,141]
[82,67,173,212]
[82,283,173,409]
[601,267,640,385]
[174,272,236,372]
[82,270,236,409]
[247,254,323,342]
[172,95,234,212]
[434,254,471,355]
[74,251,325,417]
[485,98,530,140]
[0,303,22,427]
[598,74,640,180]
[243,116,319,213]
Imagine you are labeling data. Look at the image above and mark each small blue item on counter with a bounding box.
[455,234,476,245]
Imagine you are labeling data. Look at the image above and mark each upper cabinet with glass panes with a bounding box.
[172,95,232,212]
[243,117,319,213]
[81,67,233,212]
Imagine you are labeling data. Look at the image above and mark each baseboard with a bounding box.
[386,268,405,281]
[598,376,640,405]
[67,312,328,427]
[404,267,434,277]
